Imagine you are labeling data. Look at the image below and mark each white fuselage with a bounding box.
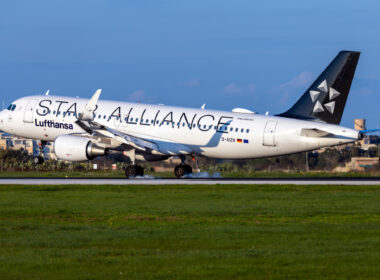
[0,95,360,159]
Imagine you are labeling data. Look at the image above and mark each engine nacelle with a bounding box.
[54,135,108,161]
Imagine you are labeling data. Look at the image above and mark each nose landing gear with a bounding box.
[33,140,47,165]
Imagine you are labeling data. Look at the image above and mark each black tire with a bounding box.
[135,165,144,177]
[33,156,44,165]
[125,165,137,178]
[174,165,186,178]
[184,165,193,175]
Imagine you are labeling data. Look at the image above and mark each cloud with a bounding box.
[247,84,256,92]
[223,83,256,95]
[278,72,314,89]
[183,78,200,88]
[224,83,241,94]
[128,90,145,102]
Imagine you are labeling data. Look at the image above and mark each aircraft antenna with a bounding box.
[45,89,50,96]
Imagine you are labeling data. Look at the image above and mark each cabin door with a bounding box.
[263,120,277,146]
[23,99,38,123]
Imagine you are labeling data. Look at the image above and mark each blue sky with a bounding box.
[1,0,379,128]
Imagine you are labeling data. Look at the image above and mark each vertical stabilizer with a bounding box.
[277,51,360,124]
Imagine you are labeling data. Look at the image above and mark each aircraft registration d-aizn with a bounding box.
[0,51,375,178]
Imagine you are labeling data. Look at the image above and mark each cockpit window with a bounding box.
[6,104,16,111]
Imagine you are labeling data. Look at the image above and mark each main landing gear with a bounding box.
[33,140,47,165]
[124,149,144,178]
[125,165,144,178]
[174,156,193,178]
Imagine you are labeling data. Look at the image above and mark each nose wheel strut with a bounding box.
[33,140,47,165]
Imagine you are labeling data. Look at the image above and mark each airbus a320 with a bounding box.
[0,51,374,178]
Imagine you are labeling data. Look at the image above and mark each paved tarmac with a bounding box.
[1,178,380,185]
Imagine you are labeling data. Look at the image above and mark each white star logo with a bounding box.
[329,87,340,100]
[317,80,328,93]
[313,100,324,113]
[324,101,335,114]
[309,90,320,102]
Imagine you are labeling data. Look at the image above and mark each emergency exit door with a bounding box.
[263,120,277,146]
[23,99,38,123]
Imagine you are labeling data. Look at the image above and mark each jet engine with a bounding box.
[54,135,108,161]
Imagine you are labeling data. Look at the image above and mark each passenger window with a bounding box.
[53,110,56,115]
[193,124,196,128]
[246,129,249,133]
[230,127,233,131]
[11,104,16,111]
[241,128,244,133]
[103,115,106,119]
[156,120,159,124]
[146,119,149,123]
[182,123,185,127]
[136,119,139,122]
[235,128,238,132]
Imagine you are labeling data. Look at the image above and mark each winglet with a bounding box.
[79,89,102,121]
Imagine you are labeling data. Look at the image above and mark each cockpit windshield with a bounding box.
[6,104,16,111]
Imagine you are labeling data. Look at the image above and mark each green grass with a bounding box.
[0,184,379,279]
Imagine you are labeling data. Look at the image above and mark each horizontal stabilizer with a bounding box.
[300,128,332,137]
[359,129,380,134]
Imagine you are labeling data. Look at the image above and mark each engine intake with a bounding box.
[54,135,108,161]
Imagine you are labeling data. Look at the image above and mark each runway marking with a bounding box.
[1,178,380,185]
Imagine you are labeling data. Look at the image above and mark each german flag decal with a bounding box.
[237,139,249,144]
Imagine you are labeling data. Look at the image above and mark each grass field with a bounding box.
[0,184,379,279]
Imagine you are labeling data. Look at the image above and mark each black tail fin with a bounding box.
[277,51,360,124]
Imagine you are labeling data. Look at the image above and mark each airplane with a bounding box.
[0,51,375,178]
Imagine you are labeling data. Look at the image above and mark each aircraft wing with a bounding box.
[74,90,192,155]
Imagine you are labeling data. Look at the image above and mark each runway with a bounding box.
[1,178,380,185]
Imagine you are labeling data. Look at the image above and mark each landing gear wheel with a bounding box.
[33,156,44,165]
[125,165,137,178]
[184,165,192,175]
[135,165,144,177]
[174,164,192,178]
[125,165,144,178]
[174,165,186,178]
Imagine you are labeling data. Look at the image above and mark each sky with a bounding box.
[0,0,380,128]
